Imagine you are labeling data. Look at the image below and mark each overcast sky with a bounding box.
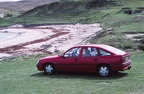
[0,0,21,2]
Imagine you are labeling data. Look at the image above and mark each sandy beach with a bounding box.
[0,24,102,58]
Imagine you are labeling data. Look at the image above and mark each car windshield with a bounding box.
[103,45,125,54]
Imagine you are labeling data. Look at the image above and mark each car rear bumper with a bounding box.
[111,60,131,71]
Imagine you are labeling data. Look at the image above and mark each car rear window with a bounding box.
[103,45,125,55]
[99,49,111,56]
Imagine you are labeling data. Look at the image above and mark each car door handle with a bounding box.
[75,59,78,61]
[94,59,97,61]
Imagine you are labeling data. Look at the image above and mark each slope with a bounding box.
[20,1,86,17]
[1,0,144,51]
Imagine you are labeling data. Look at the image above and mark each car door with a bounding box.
[55,47,81,72]
[78,47,99,72]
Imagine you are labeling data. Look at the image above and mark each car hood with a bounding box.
[40,55,59,61]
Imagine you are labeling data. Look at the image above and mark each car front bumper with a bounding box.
[36,63,43,71]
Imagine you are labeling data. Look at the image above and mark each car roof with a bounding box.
[73,44,126,55]
[74,44,107,48]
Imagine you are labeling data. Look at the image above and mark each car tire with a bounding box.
[97,65,111,77]
[113,71,119,74]
[44,63,55,75]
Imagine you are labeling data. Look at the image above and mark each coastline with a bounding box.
[0,23,102,59]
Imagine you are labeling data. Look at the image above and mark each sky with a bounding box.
[0,0,22,2]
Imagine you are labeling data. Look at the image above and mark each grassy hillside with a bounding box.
[0,0,59,12]
[0,0,120,25]
[0,0,144,51]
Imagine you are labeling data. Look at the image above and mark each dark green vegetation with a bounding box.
[0,0,118,26]
[0,0,57,13]
[0,51,144,94]
[1,0,144,93]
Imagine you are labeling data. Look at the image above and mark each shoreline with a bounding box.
[0,23,102,59]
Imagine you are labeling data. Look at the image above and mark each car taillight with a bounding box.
[122,54,130,63]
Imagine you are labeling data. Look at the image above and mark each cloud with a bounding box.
[0,0,21,2]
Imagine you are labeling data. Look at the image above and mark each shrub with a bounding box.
[138,44,144,51]
[121,7,131,10]
[124,9,133,15]
[137,7,144,10]
[140,39,144,44]
[133,9,143,14]
[6,14,13,17]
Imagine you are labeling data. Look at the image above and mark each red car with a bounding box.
[36,44,131,77]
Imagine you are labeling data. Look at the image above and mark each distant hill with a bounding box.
[20,1,86,17]
[19,0,116,18]
[0,0,117,26]
[0,0,59,13]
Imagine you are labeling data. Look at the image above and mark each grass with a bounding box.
[0,51,144,94]
[88,7,144,50]
[90,34,136,50]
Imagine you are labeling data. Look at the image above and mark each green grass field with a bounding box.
[0,51,144,94]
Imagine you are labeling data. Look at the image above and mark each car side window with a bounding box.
[82,47,98,57]
[64,47,81,57]
[99,49,111,56]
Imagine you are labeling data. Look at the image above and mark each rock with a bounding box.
[8,24,24,28]
[133,9,143,14]
[2,31,8,33]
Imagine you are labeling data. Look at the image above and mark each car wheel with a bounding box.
[44,64,55,75]
[97,65,111,77]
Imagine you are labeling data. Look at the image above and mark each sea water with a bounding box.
[0,32,17,58]
[0,32,17,41]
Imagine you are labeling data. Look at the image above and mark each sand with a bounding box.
[0,23,102,58]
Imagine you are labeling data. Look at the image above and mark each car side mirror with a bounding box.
[61,54,69,58]
[60,54,66,58]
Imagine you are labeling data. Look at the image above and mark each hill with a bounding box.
[20,1,86,17]
[20,0,115,17]
[20,0,144,51]
[1,0,144,51]
[18,0,115,24]
[0,0,59,13]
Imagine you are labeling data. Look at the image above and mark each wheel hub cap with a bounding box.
[45,65,53,74]
[99,66,109,76]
